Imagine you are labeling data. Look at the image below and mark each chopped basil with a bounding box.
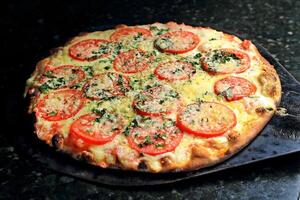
[148,74,155,80]
[220,87,234,99]
[95,117,101,123]
[39,83,51,93]
[193,53,202,59]
[93,109,117,123]
[82,66,94,76]
[173,67,183,74]
[44,71,55,78]
[38,77,66,92]
[152,50,159,56]
[155,143,165,148]
[154,57,163,62]
[154,133,167,140]
[137,135,153,147]
[210,50,239,64]
[133,32,143,41]
[130,79,141,90]
[138,138,153,148]
[92,108,107,116]
[144,85,152,90]
[131,119,139,127]
[159,99,165,104]
[182,57,202,70]
[113,43,124,54]
[95,44,110,55]
[144,135,152,144]
[117,75,129,93]
[70,83,82,89]
[98,59,109,63]
[167,89,179,98]
[48,111,57,116]
[155,37,173,49]
[104,66,111,70]
[209,38,217,41]
[123,127,130,137]
[149,26,169,35]
[196,98,204,104]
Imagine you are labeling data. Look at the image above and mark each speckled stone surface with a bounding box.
[1,0,300,199]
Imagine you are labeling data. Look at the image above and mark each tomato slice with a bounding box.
[69,39,110,61]
[133,85,181,117]
[83,72,130,100]
[113,50,153,74]
[110,27,152,41]
[36,89,84,121]
[126,117,183,155]
[177,102,236,137]
[240,40,251,50]
[154,31,200,54]
[154,61,196,81]
[70,112,123,145]
[39,65,85,89]
[214,76,257,101]
[201,48,250,74]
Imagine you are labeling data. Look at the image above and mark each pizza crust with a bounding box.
[26,22,282,173]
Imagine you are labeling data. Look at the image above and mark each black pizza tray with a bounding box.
[16,24,300,186]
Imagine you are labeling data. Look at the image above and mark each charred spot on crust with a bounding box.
[258,72,279,97]
[191,144,209,158]
[137,160,148,170]
[256,107,274,115]
[160,156,172,167]
[228,130,240,143]
[255,107,267,115]
[77,151,94,163]
[51,133,64,149]
[269,86,278,97]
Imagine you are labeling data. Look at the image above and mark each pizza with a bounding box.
[25,22,281,173]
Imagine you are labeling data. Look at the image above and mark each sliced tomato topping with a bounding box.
[154,61,196,81]
[133,85,181,117]
[154,31,200,54]
[36,89,84,121]
[214,76,257,101]
[126,117,183,155]
[69,39,110,61]
[110,27,152,41]
[39,65,85,89]
[177,102,237,137]
[83,72,130,100]
[202,48,250,74]
[113,50,153,74]
[70,111,123,145]
[240,40,251,50]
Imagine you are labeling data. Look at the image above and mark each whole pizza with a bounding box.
[25,22,281,172]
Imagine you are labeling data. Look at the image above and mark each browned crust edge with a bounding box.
[252,44,282,106]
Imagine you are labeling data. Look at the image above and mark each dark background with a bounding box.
[1,0,300,199]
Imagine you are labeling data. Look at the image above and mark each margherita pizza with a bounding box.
[25,22,281,172]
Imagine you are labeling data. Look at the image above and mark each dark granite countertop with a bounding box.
[1,0,300,199]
